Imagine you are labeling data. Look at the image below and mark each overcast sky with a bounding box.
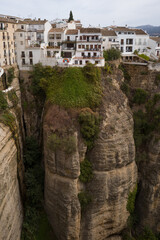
[1,0,160,27]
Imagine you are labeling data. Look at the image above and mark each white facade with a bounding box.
[148,37,160,59]
[73,28,105,66]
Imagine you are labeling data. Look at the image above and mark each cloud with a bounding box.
[1,0,160,26]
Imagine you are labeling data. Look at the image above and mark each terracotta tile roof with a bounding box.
[101,29,117,36]
[49,28,64,33]
[75,20,81,23]
[66,29,78,35]
[111,26,134,32]
[15,29,26,32]
[150,37,160,43]
[133,29,148,35]
[51,23,56,28]
[0,17,16,23]
[80,28,101,33]
[18,19,47,25]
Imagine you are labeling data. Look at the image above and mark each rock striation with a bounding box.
[43,72,137,239]
[0,123,23,240]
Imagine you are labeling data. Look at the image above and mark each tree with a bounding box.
[68,11,74,22]
[103,48,121,61]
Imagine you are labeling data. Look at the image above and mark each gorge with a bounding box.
[0,62,160,240]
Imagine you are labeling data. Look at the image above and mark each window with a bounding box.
[94,52,97,57]
[121,47,123,52]
[126,39,133,44]
[56,34,61,39]
[78,45,81,49]
[30,59,33,65]
[21,51,25,57]
[20,33,23,37]
[47,51,51,57]
[95,61,99,64]
[21,25,24,29]
[67,36,70,41]
[80,60,82,65]
[121,39,124,45]
[29,51,33,58]
[82,45,85,48]
[75,60,78,64]
[82,52,84,57]
[22,59,25,65]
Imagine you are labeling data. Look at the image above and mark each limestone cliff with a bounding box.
[0,123,23,240]
[43,70,137,240]
[0,65,24,240]
[124,64,160,233]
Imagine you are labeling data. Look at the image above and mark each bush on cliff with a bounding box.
[103,48,121,61]
[0,91,8,111]
[79,158,93,183]
[133,89,148,105]
[78,191,92,212]
[31,63,102,108]
[7,67,15,84]
[78,110,100,149]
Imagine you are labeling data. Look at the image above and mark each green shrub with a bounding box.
[0,91,8,111]
[133,89,148,105]
[7,67,15,84]
[48,133,76,154]
[155,74,160,85]
[138,54,150,61]
[138,227,158,240]
[127,185,137,215]
[121,82,130,96]
[103,48,121,61]
[79,158,93,183]
[79,110,100,149]
[119,64,131,82]
[78,191,92,212]
[22,136,45,240]
[32,63,102,108]
[0,111,15,133]
[8,89,18,106]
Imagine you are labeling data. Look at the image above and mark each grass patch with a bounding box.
[32,63,102,108]
[7,67,15,84]
[48,133,77,154]
[0,91,8,111]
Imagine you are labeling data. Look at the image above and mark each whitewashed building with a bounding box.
[148,37,160,59]
[101,29,119,50]
[15,19,52,69]
[72,28,105,66]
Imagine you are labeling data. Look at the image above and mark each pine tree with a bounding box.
[68,11,74,22]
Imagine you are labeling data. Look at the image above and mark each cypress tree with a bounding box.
[68,11,74,22]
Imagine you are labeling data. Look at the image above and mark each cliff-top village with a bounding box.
[0,12,160,75]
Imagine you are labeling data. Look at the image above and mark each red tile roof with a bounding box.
[49,28,64,33]
[66,29,78,35]
[80,28,101,33]
[101,29,117,36]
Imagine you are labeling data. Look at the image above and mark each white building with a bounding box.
[15,19,52,69]
[73,28,105,66]
[148,37,160,59]
[105,26,149,57]
[101,29,119,50]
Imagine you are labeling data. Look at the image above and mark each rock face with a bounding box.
[124,64,160,233]
[43,73,137,239]
[0,123,23,240]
